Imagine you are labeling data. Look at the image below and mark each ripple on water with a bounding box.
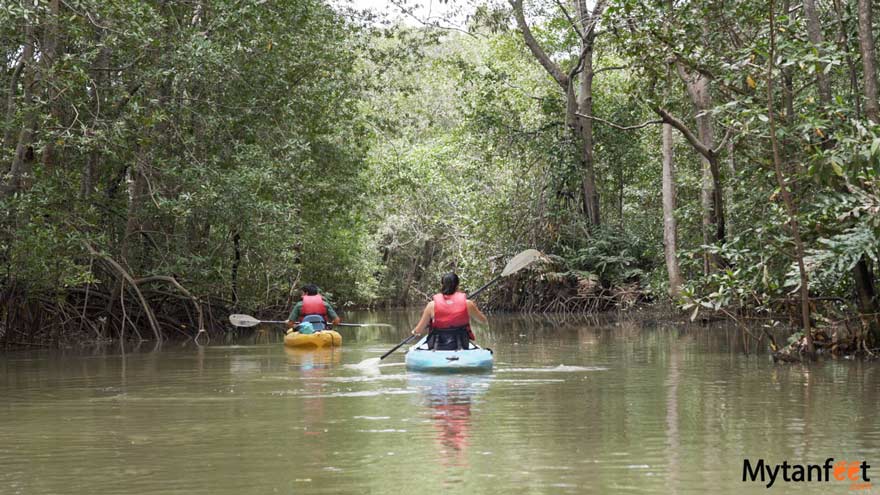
[296,389,418,399]
[496,365,608,372]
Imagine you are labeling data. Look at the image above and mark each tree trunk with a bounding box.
[858,0,879,122]
[3,17,36,197]
[812,0,880,339]
[832,0,862,118]
[804,0,833,105]
[768,0,814,354]
[82,38,110,199]
[40,0,61,171]
[725,139,736,238]
[511,0,602,227]
[676,66,725,273]
[3,54,26,150]
[231,231,241,305]
[122,153,148,266]
[575,32,601,226]
[661,124,682,297]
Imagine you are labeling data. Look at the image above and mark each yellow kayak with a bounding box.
[283,330,342,348]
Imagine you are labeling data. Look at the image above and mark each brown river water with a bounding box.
[2,309,879,494]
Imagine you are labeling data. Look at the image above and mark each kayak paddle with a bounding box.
[356,248,543,368]
[229,314,393,329]
[229,314,286,327]
[336,322,394,328]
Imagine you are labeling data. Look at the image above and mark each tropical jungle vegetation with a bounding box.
[1,0,878,355]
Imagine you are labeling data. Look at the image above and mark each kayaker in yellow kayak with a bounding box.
[286,284,341,332]
[411,273,488,350]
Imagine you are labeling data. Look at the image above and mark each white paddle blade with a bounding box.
[501,249,542,276]
[353,357,381,369]
[229,314,261,327]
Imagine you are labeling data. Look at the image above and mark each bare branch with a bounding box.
[594,65,628,74]
[387,0,479,39]
[575,112,662,130]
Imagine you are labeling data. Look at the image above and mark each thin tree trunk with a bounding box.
[41,0,61,171]
[231,231,241,305]
[804,0,833,104]
[725,139,736,238]
[857,0,879,122]
[576,29,601,226]
[661,123,682,297]
[768,0,814,354]
[4,16,36,196]
[832,0,862,118]
[122,153,148,266]
[3,56,25,150]
[511,0,602,227]
[82,39,110,199]
[676,65,725,273]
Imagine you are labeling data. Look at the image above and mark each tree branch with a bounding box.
[594,65,628,74]
[509,0,569,88]
[553,0,585,40]
[575,112,662,130]
[655,107,714,160]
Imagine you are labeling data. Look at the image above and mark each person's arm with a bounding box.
[466,300,488,324]
[286,302,302,328]
[411,301,434,335]
[325,302,341,325]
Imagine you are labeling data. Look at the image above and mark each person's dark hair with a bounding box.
[440,272,459,295]
[302,284,319,296]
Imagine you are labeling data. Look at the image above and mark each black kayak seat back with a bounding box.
[421,327,474,351]
[301,314,327,330]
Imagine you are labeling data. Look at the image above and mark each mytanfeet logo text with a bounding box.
[743,458,871,490]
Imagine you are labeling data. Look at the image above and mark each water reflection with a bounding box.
[408,373,491,468]
[283,347,341,370]
[4,311,880,495]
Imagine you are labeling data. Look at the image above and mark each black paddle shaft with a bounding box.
[380,334,417,360]
[466,275,502,301]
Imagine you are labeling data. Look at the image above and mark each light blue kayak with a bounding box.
[405,336,494,372]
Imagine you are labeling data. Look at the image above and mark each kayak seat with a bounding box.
[301,314,327,331]
[425,327,470,351]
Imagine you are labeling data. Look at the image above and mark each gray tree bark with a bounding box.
[675,65,725,273]
[661,124,682,297]
[3,13,36,196]
[511,0,602,226]
[804,0,833,104]
[858,0,879,122]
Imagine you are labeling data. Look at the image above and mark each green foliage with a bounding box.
[560,227,653,287]
[2,0,879,341]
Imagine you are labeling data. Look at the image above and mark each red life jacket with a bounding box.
[432,292,475,340]
[300,294,328,321]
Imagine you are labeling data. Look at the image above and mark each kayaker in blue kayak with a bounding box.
[411,273,488,350]
[286,284,341,332]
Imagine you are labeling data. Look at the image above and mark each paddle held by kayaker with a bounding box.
[286,284,341,330]
[411,273,488,350]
